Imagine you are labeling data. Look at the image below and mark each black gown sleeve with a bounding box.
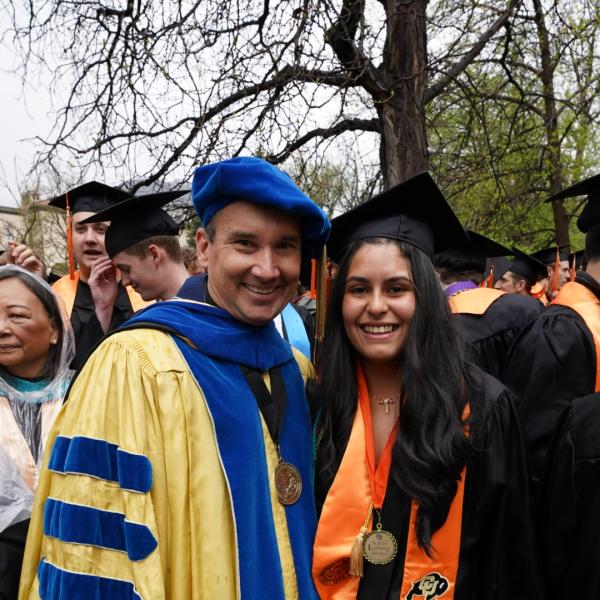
[537,393,600,599]
[456,294,542,380]
[454,382,545,599]
[0,518,29,599]
[502,306,595,486]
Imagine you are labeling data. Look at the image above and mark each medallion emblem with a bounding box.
[274,461,302,505]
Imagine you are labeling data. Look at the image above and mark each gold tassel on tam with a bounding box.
[349,501,373,577]
[315,245,328,345]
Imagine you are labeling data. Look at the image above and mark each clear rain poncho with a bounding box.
[0,265,75,532]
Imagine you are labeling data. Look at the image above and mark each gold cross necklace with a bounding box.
[373,394,401,415]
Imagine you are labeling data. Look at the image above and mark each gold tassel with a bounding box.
[315,244,328,345]
[349,501,373,578]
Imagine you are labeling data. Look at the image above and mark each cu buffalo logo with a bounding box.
[318,558,350,586]
[405,572,449,600]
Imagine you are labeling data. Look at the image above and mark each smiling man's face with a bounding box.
[196,200,302,326]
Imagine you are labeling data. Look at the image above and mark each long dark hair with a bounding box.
[0,270,65,380]
[316,237,480,552]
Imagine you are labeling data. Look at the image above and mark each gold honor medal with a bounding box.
[274,461,302,505]
[363,522,398,565]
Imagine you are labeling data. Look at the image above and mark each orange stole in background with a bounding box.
[448,287,504,315]
[313,368,469,599]
[552,281,600,392]
[53,271,151,317]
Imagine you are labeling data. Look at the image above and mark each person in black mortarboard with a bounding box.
[433,231,543,379]
[505,173,600,472]
[82,190,190,302]
[47,181,151,370]
[505,172,600,600]
[531,245,571,301]
[493,247,548,300]
[569,248,586,272]
[312,172,543,600]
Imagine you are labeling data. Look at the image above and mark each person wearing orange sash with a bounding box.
[48,182,150,370]
[530,180,600,599]
[434,232,542,379]
[313,173,544,599]
[0,266,74,599]
[493,248,548,304]
[531,246,570,302]
[504,173,600,499]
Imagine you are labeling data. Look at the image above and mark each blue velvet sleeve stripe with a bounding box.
[38,559,142,600]
[48,435,152,494]
[44,498,157,562]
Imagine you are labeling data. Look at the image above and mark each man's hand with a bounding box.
[88,256,118,333]
[6,241,46,279]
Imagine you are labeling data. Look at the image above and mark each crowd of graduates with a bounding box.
[0,157,599,599]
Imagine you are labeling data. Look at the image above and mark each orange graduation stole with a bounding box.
[448,287,505,315]
[530,281,549,305]
[552,281,600,392]
[313,366,468,600]
[52,271,151,317]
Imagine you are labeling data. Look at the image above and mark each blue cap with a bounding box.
[191,157,330,257]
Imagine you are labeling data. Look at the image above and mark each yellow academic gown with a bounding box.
[19,328,313,599]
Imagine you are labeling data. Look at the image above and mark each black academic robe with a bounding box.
[537,393,600,599]
[70,280,136,370]
[0,519,29,600]
[502,272,598,489]
[454,293,543,380]
[355,374,544,599]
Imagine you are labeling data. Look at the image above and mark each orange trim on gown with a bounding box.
[448,287,505,315]
[552,281,600,391]
[53,271,151,317]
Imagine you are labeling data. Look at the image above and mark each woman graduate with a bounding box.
[312,173,544,599]
[0,266,74,599]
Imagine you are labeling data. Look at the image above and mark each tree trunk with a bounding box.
[532,0,570,248]
[379,0,429,188]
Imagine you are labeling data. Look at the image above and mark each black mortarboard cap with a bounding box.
[48,181,131,214]
[578,200,600,233]
[434,231,511,275]
[81,190,188,257]
[508,247,548,285]
[327,172,469,264]
[490,256,513,284]
[531,245,570,265]
[547,173,600,203]
[545,173,600,233]
[570,249,586,270]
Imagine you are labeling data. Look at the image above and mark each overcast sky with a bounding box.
[0,39,48,208]
[0,3,56,206]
